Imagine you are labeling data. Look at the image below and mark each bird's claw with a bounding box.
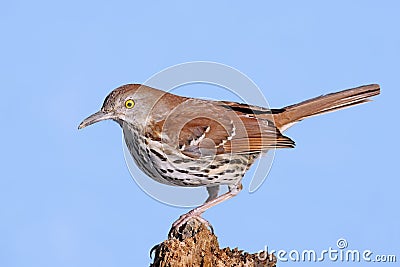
[168,212,213,238]
[149,244,159,259]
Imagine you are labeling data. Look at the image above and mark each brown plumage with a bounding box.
[273,84,380,131]
[79,83,380,233]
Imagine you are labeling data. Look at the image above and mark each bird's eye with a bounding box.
[125,99,135,109]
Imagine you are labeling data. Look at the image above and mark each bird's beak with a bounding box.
[78,110,114,129]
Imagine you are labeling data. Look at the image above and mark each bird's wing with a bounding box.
[146,99,294,159]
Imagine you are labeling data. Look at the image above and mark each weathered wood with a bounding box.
[150,219,276,267]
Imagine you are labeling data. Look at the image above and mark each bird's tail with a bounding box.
[273,84,380,132]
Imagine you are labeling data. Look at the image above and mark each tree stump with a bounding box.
[150,219,276,267]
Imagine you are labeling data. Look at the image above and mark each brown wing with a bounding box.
[146,99,294,159]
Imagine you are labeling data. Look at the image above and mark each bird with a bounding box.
[78,83,380,233]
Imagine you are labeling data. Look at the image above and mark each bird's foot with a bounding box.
[168,211,213,239]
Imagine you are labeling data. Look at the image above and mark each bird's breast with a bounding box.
[122,122,256,187]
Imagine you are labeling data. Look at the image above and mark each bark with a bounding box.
[150,219,276,267]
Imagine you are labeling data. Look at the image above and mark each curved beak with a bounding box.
[78,110,114,129]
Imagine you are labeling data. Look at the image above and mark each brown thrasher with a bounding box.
[79,84,380,233]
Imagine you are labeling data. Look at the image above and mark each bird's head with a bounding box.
[78,84,172,130]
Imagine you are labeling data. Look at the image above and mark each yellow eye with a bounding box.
[125,99,135,109]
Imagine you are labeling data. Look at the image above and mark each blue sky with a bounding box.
[1,1,399,266]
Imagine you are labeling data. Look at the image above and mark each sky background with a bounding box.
[1,1,399,266]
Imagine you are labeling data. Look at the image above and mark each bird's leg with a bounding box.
[169,184,242,237]
[205,185,220,202]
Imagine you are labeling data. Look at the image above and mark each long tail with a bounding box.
[273,84,380,132]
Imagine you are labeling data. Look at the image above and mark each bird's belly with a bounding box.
[145,144,251,187]
[125,138,250,187]
[122,124,256,187]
